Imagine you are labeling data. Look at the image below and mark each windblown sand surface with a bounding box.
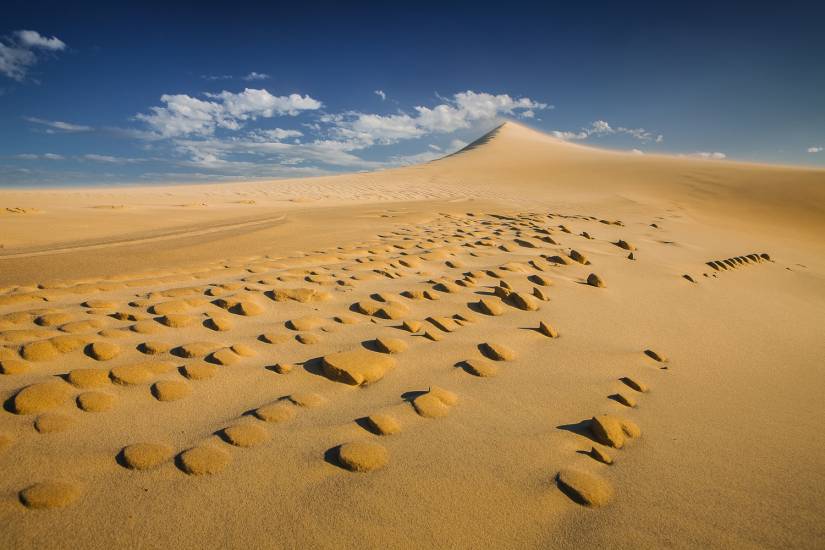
[1,122,824,548]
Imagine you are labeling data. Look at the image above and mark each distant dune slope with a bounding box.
[383,121,825,237]
[0,121,823,285]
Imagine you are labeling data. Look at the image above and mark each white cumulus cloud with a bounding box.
[807,146,823,153]
[330,90,548,146]
[0,30,66,81]
[135,88,322,138]
[15,30,66,51]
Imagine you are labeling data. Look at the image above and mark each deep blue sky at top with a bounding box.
[1,0,823,186]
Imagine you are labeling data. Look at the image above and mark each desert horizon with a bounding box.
[2,3,824,549]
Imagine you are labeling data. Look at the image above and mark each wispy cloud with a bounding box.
[552,120,662,143]
[807,146,823,153]
[82,154,142,164]
[201,72,271,82]
[24,116,93,133]
[687,151,726,159]
[243,72,270,81]
[374,89,386,100]
[0,30,66,81]
[15,152,64,160]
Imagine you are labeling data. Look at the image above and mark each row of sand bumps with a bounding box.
[1,209,693,511]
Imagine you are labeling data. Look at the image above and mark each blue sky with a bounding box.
[1,1,823,186]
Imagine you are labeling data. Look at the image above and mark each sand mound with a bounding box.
[269,362,294,374]
[461,358,499,377]
[538,321,559,338]
[210,348,240,365]
[322,349,396,385]
[255,403,296,423]
[19,481,82,509]
[413,386,457,418]
[158,314,196,328]
[556,469,613,507]
[591,414,641,449]
[138,341,170,355]
[337,441,389,472]
[621,377,649,393]
[267,287,331,303]
[176,341,222,358]
[589,446,613,465]
[365,414,401,435]
[86,341,120,361]
[0,359,29,374]
[34,413,75,433]
[644,349,667,363]
[569,250,590,265]
[67,368,111,388]
[13,380,74,414]
[205,316,233,331]
[586,273,606,288]
[260,332,291,344]
[178,445,230,475]
[152,380,191,401]
[231,343,255,357]
[109,364,153,385]
[121,443,174,470]
[213,296,265,316]
[288,392,325,408]
[20,340,60,362]
[182,362,217,380]
[286,316,326,331]
[131,320,164,334]
[77,391,116,412]
[402,320,422,332]
[412,393,449,417]
[296,333,320,345]
[612,392,637,408]
[480,342,517,361]
[222,424,269,447]
[374,336,408,354]
[529,274,554,286]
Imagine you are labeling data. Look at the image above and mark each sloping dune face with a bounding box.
[0,123,824,549]
[408,122,825,237]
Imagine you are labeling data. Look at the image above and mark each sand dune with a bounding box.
[1,122,824,548]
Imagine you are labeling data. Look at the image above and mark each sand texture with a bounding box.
[0,122,824,548]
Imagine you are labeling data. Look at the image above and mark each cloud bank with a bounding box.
[128,89,548,174]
